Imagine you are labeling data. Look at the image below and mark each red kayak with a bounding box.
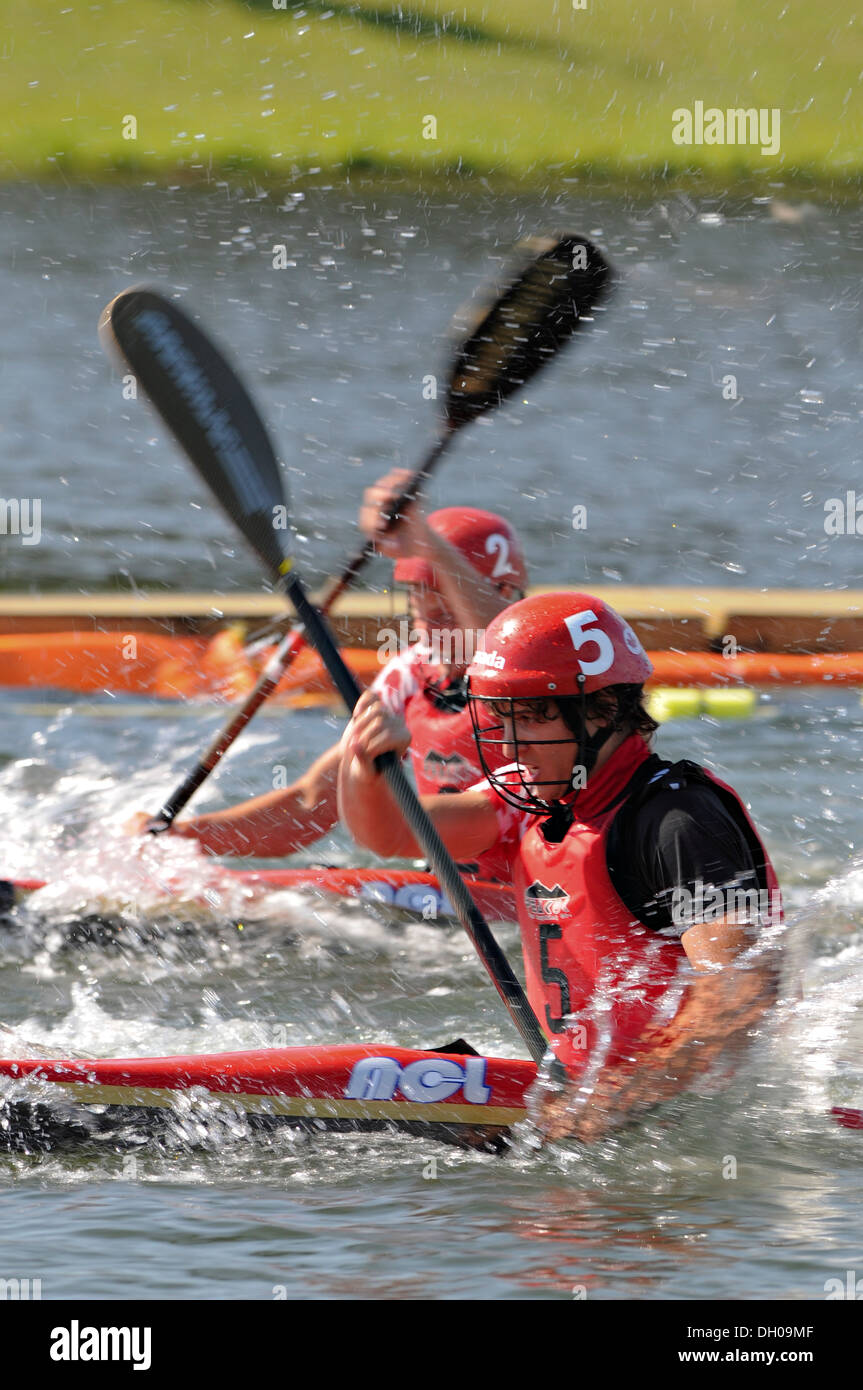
[4,867,517,925]
[0,1043,536,1151]
[831,1107,863,1130]
[232,866,516,921]
[1,1039,858,1151]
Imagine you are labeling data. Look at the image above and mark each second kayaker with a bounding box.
[128,470,526,877]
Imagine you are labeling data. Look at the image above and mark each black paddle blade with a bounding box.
[100,289,291,580]
[445,233,613,429]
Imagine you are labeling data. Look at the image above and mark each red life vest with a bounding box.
[404,687,484,796]
[496,734,780,1076]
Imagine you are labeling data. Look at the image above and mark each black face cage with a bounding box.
[467,679,633,816]
[466,679,584,816]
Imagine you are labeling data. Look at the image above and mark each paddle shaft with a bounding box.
[321,430,451,598]
[281,565,548,1065]
[151,431,452,829]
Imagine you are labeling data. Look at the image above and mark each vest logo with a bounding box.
[423,749,475,784]
[524,881,570,918]
[472,647,505,669]
[345,1056,492,1105]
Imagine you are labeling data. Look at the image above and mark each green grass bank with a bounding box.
[2,0,862,196]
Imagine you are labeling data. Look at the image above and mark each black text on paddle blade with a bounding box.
[100,288,290,578]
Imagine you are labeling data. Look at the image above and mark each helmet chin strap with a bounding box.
[578,723,615,777]
[570,672,615,783]
[538,677,615,841]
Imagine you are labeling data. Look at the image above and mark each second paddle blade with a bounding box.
[100,288,291,579]
[445,233,613,429]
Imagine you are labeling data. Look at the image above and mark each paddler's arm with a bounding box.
[130,742,343,856]
[361,469,517,632]
[339,689,499,860]
[538,918,779,1143]
[631,914,779,1087]
[406,522,515,633]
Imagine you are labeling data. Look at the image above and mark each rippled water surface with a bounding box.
[3,183,863,594]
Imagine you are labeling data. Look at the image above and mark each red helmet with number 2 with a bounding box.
[394,508,527,592]
[467,592,653,698]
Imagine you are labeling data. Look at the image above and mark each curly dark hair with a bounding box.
[484,683,658,739]
[556,683,658,740]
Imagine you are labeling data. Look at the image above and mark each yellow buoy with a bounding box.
[702,687,757,719]
[647,687,703,722]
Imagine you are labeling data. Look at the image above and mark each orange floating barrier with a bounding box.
[646,651,863,686]
[0,631,209,696]
[0,631,382,703]
[5,631,863,701]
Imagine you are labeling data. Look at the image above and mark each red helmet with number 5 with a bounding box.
[394,508,527,593]
[467,592,653,699]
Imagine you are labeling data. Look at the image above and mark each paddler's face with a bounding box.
[406,583,458,640]
[489,700,584,802]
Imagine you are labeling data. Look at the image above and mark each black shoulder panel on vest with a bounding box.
[423,676,469,713]
[606,757,771,906]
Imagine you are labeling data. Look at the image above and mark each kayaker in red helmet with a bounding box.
[130,471,526,871]
[339,591,782,1142]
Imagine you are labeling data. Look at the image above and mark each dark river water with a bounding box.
[2,183,863,1301]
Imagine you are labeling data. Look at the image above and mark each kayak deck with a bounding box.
[2,1042,860,1152]
[232,867,516,922]
[0,1044,537,1153]
[3,867,517,927]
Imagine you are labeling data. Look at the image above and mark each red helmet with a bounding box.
[394,507,527,592]
[467,592,653,698]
